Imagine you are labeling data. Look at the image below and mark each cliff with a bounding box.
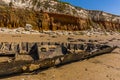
[0,0,120,31]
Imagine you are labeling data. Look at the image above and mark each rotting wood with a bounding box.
[0,46,116,77]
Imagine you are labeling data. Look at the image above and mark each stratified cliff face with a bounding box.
[0,0,120,31]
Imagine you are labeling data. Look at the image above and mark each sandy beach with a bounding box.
[0,32,119,80]
[0,33,119,43]
[2,52,120,80]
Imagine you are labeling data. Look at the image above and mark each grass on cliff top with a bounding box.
[54,0,70,4]
[55,0,83,10]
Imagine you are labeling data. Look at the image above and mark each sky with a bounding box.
[61,0,120,15]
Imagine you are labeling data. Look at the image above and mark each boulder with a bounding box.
[25,24,33,31]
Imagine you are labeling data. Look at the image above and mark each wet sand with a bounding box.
[0,33,119,43]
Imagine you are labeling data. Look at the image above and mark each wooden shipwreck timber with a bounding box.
[0,42,116,77]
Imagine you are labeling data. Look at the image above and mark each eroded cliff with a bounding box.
[0,0,120,31]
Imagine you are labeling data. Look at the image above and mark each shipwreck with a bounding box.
[0,42,116,77]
